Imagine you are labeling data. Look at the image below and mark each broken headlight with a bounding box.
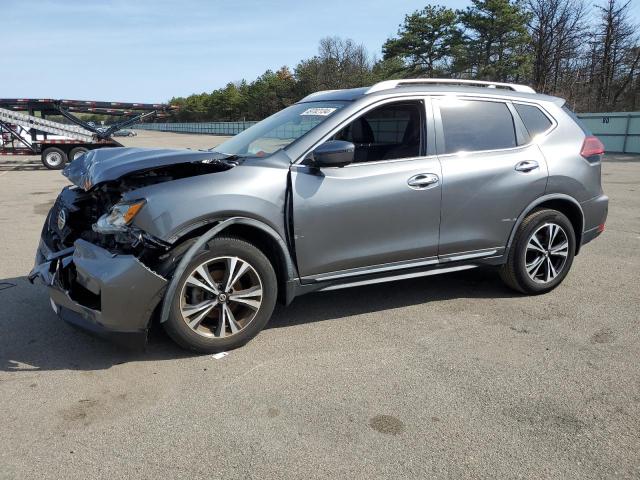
[93,200,146,234]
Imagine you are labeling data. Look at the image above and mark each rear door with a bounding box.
[433,96,549,259]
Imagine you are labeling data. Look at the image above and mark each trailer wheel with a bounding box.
[41,147,68,170]
[68,147,89,161]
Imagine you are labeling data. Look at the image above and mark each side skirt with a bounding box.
[318,264,478,292]
[284,248,507,303]
[290,261,492,299]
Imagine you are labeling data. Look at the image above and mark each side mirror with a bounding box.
[307,140,355,168]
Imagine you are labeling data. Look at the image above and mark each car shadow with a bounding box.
[0,277,194,373]
[267,267,518,329]
[0,268,519,373]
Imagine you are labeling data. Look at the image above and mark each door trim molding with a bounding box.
[305,256,440,283]
[317,264,478,292]
[300,247,502,284]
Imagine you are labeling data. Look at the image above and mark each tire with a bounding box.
[500,209,576,294]
[163,236,278,353]
[41,147,68,170]
[68,147,89,161]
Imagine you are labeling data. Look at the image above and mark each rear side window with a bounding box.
[438,99,517,154]
[514,104,552,137]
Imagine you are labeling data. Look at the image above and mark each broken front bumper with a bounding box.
[28,238,167,349]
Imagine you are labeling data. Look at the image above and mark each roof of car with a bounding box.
[298,82,564,106]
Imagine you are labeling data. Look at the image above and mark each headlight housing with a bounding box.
[93,200,146,234]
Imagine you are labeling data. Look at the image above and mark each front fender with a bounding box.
[158,217,299,323]
[123,162,290,243]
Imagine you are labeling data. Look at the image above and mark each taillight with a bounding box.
[580,136,605,158]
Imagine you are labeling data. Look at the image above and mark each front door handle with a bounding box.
[407,173,439,189]
[514,160,539,172]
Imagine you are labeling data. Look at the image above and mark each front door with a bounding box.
[292,99,442,279]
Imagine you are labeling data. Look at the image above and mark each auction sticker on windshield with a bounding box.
[300,107,337,116]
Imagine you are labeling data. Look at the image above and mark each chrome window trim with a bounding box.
[291,153,440,170]
[436,143,534,159]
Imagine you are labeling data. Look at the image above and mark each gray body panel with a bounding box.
[437,144,548,255]
[126,153,291,243]
[536,103,604,203]
[292,156,442,277]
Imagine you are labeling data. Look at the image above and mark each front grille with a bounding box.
[43,187,102,252]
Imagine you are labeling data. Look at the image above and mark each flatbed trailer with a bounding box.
[0,98,173,169]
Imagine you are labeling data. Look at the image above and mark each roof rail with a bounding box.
[365,78,536,94]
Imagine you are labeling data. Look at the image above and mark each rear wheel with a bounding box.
[163,236,277,353]
[500,209,576,294]
[68,147,89,161]
[41,147,68,170]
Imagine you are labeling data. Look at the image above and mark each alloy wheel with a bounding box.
[179,256,263,338]
[524,222,569,284]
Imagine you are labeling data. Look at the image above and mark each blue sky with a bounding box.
[2,0,638,103]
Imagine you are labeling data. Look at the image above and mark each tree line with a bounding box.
[168,0,639,122]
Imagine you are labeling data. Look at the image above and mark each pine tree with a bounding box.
[459,0,532,81]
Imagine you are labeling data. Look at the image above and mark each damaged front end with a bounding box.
[29,238,166,349]
[29,148,239,348]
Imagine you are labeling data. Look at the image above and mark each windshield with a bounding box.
[212,101,349,157]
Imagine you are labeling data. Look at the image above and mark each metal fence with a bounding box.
[136,121,258,136]
[577,112,640,154]
[137,111,640,154]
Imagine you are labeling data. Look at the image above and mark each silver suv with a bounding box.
[30,79,608,352]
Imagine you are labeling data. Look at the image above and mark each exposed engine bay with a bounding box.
[46,158,238,270]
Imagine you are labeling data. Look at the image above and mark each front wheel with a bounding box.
[500,209,576,294]
[163,236,277,353]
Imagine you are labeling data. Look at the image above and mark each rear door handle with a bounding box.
[407,173,439,189]
[514,160,539,172]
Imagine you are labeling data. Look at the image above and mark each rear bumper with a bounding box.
[28,238,167,349]
[581,194,608,247]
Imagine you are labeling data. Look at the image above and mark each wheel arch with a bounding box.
[507,194,585,255]
[159,217,299,324]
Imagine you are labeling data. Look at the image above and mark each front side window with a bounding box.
[213,101,349,157]
[331,101,423,163]
[514,104,552,137]
[437,99,517,154]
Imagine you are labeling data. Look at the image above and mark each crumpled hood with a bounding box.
[63,147,233,190]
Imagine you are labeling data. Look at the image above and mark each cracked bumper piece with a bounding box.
[29,239,167,349]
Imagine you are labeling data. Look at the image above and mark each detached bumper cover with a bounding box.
[29,238,167,349]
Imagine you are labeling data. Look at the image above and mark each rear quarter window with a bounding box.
[514,104,553,137]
